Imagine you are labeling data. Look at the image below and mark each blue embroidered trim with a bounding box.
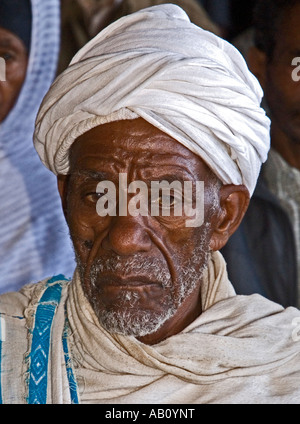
[0,316,3,404]
[0,343,2,405]
[62,318,79,404]
[27,275,67,404]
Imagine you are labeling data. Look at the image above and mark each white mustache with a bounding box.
[89,254,172,287]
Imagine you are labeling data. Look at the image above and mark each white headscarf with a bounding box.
[34,4,270,195]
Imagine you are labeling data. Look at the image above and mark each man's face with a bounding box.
[0,27,28,123]
[63,118,221,344]
[263,4,300,144]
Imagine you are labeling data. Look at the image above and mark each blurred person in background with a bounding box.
[0,0,75,294]
[222,0,300,307]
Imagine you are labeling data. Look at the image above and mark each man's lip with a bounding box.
[98,274,159,287]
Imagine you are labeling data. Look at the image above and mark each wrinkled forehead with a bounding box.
[71,118,189,156]
[69,118,215,181]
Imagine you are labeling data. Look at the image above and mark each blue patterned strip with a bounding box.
[62,319,79,404]
[27,275,66,404]
[0,316,3,404]
[0,342,2,405]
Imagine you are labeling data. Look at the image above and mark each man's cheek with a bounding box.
[68,213,96,255]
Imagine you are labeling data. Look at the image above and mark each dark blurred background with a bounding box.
[198,0,256,40]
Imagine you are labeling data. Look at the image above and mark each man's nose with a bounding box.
[101,215,152,256]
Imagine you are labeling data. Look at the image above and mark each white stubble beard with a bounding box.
[77,222,211,338]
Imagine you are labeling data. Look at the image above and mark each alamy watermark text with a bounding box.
[292,57,300,82]
[0,57,6,81]
[95,173,204,228]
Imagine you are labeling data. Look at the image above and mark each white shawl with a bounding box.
[1,252,300,403]
[63,252,300,404]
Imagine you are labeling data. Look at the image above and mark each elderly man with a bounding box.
[1,5,300,404]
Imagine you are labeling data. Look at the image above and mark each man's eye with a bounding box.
[85,192,103,203]
[159,194,175,207]
[152,194,179,210]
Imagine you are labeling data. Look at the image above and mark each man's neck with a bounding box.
[137,286,202,345]
[271,122,300,170]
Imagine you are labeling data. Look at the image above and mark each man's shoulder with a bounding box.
[0,275,70,318]
[0,283,38,318]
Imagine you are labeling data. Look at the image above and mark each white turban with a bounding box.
[34,4,270,195]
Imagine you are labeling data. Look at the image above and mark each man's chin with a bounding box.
[93,305,175,338]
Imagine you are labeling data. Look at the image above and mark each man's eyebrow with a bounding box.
[70,170,196,184]
[70,170,108,181]
[141,167,196,183]
[150,175,192,185]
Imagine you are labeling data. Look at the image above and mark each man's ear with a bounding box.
[57,174,69,218]
[209,185,250,251]
[247,46,267,89]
